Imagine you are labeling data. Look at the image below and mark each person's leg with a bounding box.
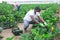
[24,20,29,30]
[17,6,20,11]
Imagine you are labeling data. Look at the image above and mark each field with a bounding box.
[0,3,60,40]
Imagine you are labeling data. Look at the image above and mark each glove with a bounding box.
[44,22,47,26]
[39,23,44,27]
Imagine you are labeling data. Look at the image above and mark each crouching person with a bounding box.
[23,7,45,32]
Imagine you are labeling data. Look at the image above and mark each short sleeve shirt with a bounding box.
[24,10,40,21]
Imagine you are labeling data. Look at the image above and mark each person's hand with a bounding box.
[44,22,48,26]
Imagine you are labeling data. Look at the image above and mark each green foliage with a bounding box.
[0,30,2,33]
[6,36,14,40]
[0,3,56,28]
[0,3,50,28]
[20,33,32,40]
[0,3,17,28]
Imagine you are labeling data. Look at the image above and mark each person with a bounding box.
[23,7,47,31]
[17,4,20,11]
[13,3,20,11]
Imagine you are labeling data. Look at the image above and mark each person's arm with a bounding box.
[38,16,45,23]
[30,15,39,24]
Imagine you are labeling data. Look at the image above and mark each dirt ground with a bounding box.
[1,23,32,40]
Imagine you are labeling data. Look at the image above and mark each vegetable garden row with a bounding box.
[0,3,60,40]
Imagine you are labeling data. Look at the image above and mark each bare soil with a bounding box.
[1,23,32,40]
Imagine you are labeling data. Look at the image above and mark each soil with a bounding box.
[1,23,32,40]
[54,36,60,40]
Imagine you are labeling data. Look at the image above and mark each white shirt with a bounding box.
[24,10,40,21]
